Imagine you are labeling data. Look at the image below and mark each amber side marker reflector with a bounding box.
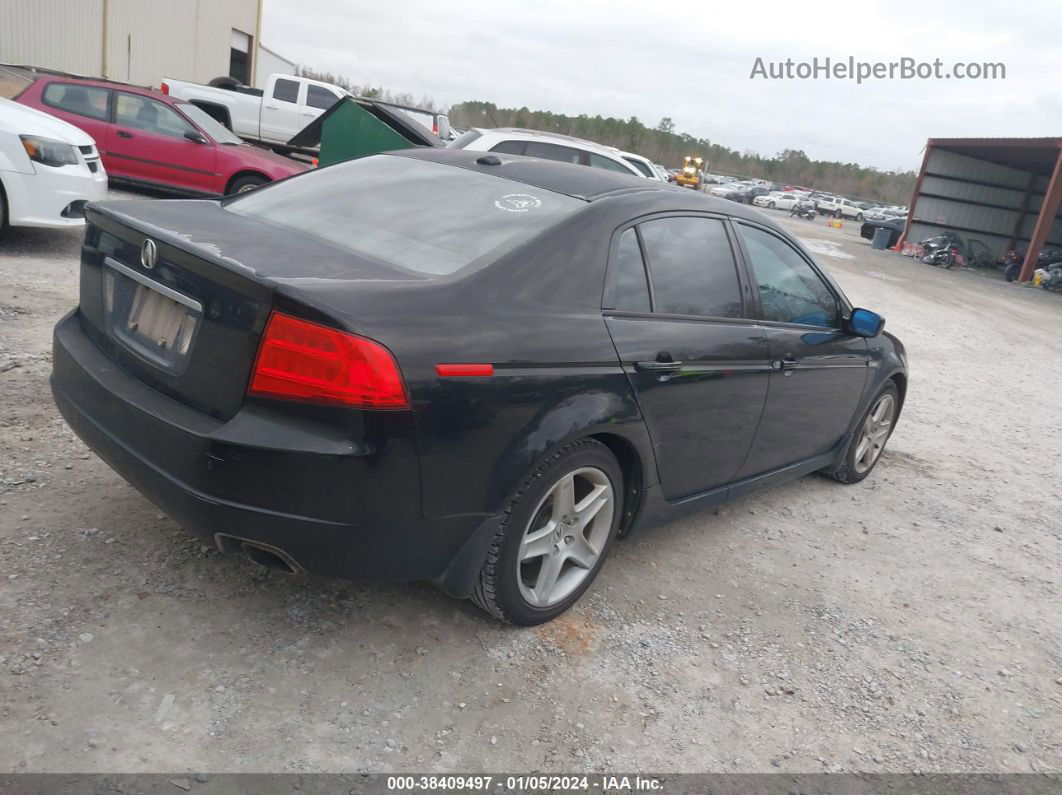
[435,363,494,377]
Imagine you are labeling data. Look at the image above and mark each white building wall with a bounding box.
[0,0,105,76]
[255,46,296,88]
[0,0,260,88]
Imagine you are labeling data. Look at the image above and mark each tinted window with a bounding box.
[589,152,636,174]
[739,225,839,327]
[306,84,338,110]
[489,140,526,155]
[623,157,654,178]
[115,94,194,139]
[523,141,582,165]
[272,78,300,103]
[42,82,110,121]
[604,228,650,312]
[228,155,584,276]
[639,217,743,318]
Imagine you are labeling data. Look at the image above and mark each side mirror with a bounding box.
[184,129,208,144]
[435,114,450,140]
[847,307,885,337]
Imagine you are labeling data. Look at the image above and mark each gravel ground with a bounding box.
[0,193,1060,775]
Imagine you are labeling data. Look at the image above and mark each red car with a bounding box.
[15,77,307,195]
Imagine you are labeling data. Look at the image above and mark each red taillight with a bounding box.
[161,81,169,95]
[249,311,408,409]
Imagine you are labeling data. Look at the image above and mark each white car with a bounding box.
[450,128,644,178]
[752,191,793,209]
[710,181,752,199]
[817,195,865,220]
[0,97,107,240]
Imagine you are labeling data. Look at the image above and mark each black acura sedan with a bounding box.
[52,148,907,625]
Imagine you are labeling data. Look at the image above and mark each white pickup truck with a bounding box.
[161,73,348,148]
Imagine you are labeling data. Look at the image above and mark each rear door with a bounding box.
[260,77,304,143]
[732,223,868,477]
[107,92,217,192]
[37,81,113,153]
[603,215,771,501]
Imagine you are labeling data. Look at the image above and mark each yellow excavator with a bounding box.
[674,156,704,190]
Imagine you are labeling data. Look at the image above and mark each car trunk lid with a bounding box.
[78,199,422,421]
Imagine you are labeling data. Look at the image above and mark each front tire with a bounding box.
[768,201,776,208]
[824,382,899,484]
[471,439,623,626]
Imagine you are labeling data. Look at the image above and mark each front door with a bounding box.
[107,92,217,192]
[733,223,868,477]
[603,217,772,501]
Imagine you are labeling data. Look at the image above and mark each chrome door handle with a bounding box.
[635,360,683,372]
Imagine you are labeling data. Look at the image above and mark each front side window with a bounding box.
[272,78,300,103]
[227,155,585,277]
[589,153,636,174]
[623,157,654,178]
[42,82,110,121]
[739,225,839,328]
[638,217,743,318]
[604,228,650,312]
[306,84,339,110]
[115,94,195,139]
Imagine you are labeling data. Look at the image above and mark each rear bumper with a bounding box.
[51,310,488,586]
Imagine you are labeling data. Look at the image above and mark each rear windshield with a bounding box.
[226,155,584,276]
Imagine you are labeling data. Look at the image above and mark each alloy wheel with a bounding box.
[853,393,895,473]
[516,467,614,608]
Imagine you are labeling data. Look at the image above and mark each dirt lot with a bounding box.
[0,194,1060,775]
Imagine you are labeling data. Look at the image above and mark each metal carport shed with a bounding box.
[899,137,1062,281]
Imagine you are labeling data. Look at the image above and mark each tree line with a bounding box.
[296,68,915,205]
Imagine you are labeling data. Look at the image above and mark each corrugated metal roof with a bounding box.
[928,137,1062,177]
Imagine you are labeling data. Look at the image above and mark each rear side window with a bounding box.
[639,217,743,318]
[227,155,585,276]
[489,140,526,155]
[272,78,300,103]
[604,228,651,313]
[42,82,110,121]
[523,141,582,165]
[306,84,338,110]
[739,225,839,327]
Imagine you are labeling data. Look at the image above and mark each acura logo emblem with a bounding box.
[141,238,158,270]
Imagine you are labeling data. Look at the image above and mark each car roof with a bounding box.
[34,74,175,104]
[392,148,780,222]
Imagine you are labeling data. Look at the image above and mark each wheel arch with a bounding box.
[224,170,270,195]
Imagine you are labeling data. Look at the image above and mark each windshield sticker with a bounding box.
[494,193,543,213]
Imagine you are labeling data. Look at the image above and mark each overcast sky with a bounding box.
[261,0,1061,172]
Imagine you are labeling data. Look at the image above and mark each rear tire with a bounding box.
[227,174,268,194]
[0,183,6,241]
[824,382,899,485]
[471,439,623,626]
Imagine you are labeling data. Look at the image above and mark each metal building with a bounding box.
[0,0,263,89]
[899,138,1062,281]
